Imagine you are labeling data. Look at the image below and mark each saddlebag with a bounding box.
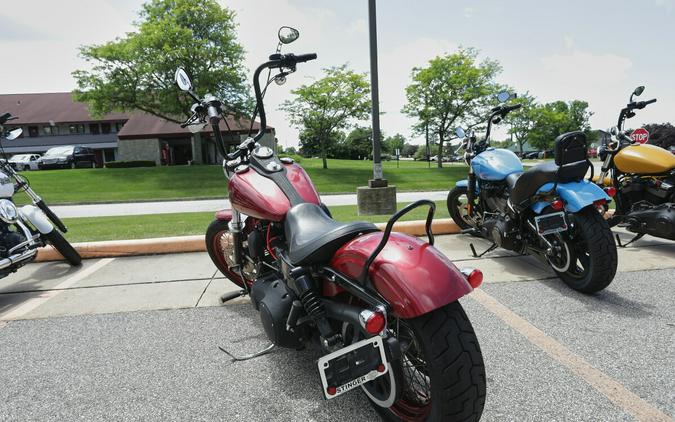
[625,203,675,240]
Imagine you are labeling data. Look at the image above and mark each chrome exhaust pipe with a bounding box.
[0,248,38,270]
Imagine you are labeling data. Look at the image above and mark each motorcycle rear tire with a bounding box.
[554,206,617,293]
[45,230,81,266]
[372,301,486,422]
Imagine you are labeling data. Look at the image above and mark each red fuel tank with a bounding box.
[228,163,320,221]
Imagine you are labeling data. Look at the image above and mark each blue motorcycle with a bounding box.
[447,92,617,293]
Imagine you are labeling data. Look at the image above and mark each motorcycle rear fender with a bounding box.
[19,205,54,234]
[329,232,473,318]
[532,180,611,214]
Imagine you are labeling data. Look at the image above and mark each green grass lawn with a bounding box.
[62,200,447,243]
[16,159,466,205]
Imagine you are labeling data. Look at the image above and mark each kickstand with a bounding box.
[470,242,498,258]
[615,233,644,248]
[218,343,276,362]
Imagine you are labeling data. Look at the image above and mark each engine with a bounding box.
[250,274,304,349]
[620,175,675,210]
[480,180,509,213]
[0,225,28,278]
[481,214,521,252]
[625,202,675,240]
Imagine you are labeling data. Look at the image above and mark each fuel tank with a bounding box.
[228,162,320,221]
[471,148,524,181]
[614,144,675,174]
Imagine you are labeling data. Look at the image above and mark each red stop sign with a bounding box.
[630,128,650,144]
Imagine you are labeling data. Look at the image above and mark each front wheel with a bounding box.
[368,301,486,422]
[45,230,81,266]
[447,186,473,230]
[205,219,246,288]
[550,206,617,293]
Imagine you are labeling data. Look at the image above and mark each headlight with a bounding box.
[0,199,19,223]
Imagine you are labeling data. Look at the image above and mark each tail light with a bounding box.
[359,309,386,335]
[460,268,483,288]
[593,198,607,207]
[604,187,617,197]
[551,199,564,211]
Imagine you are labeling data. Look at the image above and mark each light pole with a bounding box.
[356,0,396,215]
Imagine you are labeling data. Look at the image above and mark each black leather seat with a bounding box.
[508,131,590,205]
[284,203,378,265]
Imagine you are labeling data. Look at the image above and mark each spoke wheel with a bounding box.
[447,186,475,230]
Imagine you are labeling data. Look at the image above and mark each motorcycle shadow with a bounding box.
[218,303,379,421]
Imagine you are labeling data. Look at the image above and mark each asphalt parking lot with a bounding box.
[0,231,673,421]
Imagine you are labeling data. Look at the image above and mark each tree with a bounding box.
[384,133,406,155]
[527,100,593,150]
[402,143,419,157]
[504,93,537,155]
[298,127,345,158]
[643,123,675,149]
[344,127,379,160]
[403,48,502,167]
[72,0,250,122]
[281,65,371,168]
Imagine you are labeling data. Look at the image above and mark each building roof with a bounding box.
[0,93,128,124]
[117,112,273,140]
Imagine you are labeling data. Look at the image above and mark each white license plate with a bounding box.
[534,211,568,235]
[318,336,389,400]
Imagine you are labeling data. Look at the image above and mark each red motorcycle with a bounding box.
[176,27,486,422]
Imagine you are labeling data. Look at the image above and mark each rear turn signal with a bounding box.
[359,309,386,335]
[551,199,564,211]
[604,187,617,197]
[460,268,483,289]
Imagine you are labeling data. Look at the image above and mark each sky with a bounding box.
[1,0,673,148]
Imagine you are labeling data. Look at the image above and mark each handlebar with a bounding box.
[503,104,522,113]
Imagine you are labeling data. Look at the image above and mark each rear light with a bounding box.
[604,187,617,197]
[593,198,607,207]
[551,199,564,211]
[326,386,336,395]
[359,309,386,335]
[460,268,483,288]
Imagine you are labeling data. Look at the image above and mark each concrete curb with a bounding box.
[35,218,462,262]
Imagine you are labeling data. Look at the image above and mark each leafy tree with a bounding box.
[527,100,593,150]
[73,0,250,122]
[344,127,380,160]
[403,48,502,167]
[643,123,675,149]
[281,65,371,168]
[383,133,406,155]
[402,143,419,157]
[298,127,345,158]
[413,143,438,160]
[504,93,537,155]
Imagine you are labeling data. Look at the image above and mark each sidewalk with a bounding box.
[51,190,450,218]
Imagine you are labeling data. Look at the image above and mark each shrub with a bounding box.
[105,160,156,168]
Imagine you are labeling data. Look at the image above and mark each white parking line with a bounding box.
[0,258,115,322]
[471,288,674,422]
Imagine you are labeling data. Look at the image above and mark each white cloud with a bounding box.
[655,0,673,13]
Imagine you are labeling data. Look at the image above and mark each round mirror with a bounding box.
[274,74,287,85]
[278,26,300,44]
[175,68,192,92]
[5,128,22,141]
[633,86,645,97]
[455,127,466,138]
[496,91,511,103]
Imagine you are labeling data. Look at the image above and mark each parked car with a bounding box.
[8,153,41,171]
[38,146,96,169]
[537,149,554,159]
[524,151,540,159]
[588,146,598,158]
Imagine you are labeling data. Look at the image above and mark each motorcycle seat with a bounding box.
[284,203,378,266]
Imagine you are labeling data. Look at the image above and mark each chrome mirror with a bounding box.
[278,26,300,44]
[496,91,511,103]
[455,127,466,139]
[5,128,22,141]
[633,86,645,97]
[175,68,192,92]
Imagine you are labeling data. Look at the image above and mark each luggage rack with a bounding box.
[360,200,436,283]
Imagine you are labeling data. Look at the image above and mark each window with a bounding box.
[104,148,116,162]
[89,123,100,135]
[69,124,85,134]
[28,126,39,137]
[115,122,125,132]
[43,126,59,136]
[101,123,111,134]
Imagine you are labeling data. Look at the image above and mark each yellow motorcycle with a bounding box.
[597,86,675,246]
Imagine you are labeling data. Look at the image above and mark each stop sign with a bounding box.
[630,128,650,144]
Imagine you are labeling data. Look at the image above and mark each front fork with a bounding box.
[228,209,250,292]
[466,170,477,216]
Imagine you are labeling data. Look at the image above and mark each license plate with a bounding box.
[534,211,568,235]
[318,336,389,400]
